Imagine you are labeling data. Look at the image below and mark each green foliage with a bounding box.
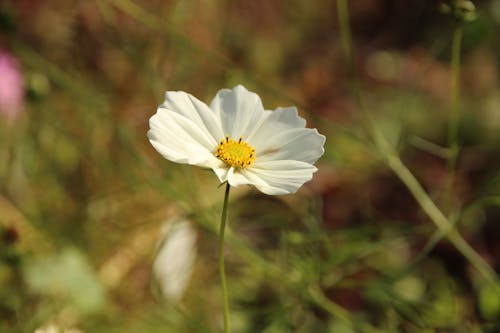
[0,0,499,332]
[23,248,106,314]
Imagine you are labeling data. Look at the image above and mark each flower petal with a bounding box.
[243,160,318,195]
[210,85,266,139]
[162,91,224,143]
[212,165,230,183]
[214,166,253,188]
[256,127,326,164]
[148,108,220,168]
[226,167,253,187]
[247,106,308,148]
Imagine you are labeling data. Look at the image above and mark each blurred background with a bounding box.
[1,0,500,332]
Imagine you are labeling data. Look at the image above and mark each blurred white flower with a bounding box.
[148,85,325,195]
[0,50,24,119]
[33,324,82,333]
[34,324,59,333]
[153,219,197,302]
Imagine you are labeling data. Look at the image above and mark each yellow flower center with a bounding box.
[215,136,256,168]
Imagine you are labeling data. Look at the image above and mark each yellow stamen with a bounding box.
[215,136,256,168]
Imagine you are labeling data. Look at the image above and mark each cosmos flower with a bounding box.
[153,219,197,302]
[0,50,24,119]
[148,85,325,195]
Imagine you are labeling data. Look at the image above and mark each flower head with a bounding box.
[153,219,197,302]
[148,85,325,195]
[0,50,24,119]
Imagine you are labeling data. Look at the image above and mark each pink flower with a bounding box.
[0,50,24,119]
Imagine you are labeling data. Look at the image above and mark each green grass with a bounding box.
[1,1,499,332]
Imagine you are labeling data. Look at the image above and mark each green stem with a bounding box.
[449,26,462,152]
[308,286,350,323]
[308,286,382,333]
[336,0,496,281]
[337,0,367,117]
[218,183,231,333]
[446,26,463,213]
[385,153,496,281]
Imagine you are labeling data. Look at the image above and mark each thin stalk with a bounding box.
[446,26,463,213]
[385,154,495,281]
[308,286,383,333]
[308,286,350,323]
[198,197,381,332]
[218,183,231,333]
[336,0,496,281]
[337,0,367,117]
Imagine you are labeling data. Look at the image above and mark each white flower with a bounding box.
[33,324,83,333]
[34,324,59,333]
[153,219,197,302]
[148,85,325,195]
